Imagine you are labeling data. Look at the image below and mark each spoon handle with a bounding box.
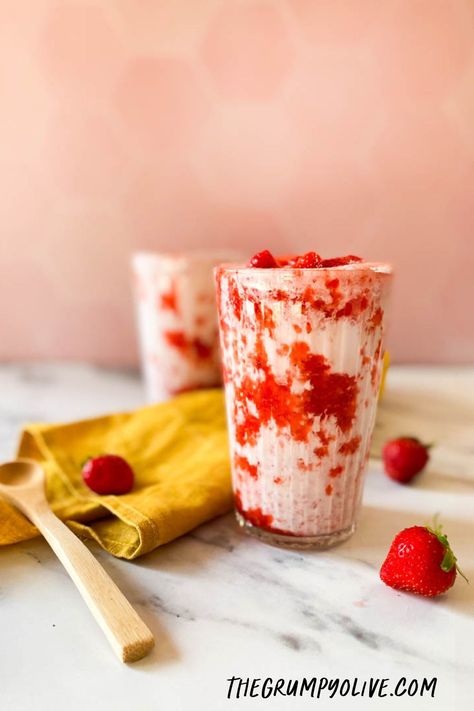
[28,506,154,663]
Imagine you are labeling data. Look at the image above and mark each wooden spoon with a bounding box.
[0,459,154,663]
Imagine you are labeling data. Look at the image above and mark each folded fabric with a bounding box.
[0,389,232,559]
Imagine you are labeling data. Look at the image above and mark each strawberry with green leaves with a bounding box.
[380,522,467,597]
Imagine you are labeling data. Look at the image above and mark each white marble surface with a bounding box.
[0,363,473,711]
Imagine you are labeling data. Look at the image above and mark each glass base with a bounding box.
[235,511,356,550]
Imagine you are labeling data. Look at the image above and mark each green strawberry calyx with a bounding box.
[425,521,469,583]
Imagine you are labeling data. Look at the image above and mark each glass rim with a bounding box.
[215,261,393,275]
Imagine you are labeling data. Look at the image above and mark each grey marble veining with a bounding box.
[0,363,473,711]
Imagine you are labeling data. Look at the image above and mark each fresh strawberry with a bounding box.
[248,250,278,268]
[321,255,362,267]
[289,251,322,268]
[275,254,293,267]
[82,454,134,495]
[382,436,429,483]
[380,524,467,597]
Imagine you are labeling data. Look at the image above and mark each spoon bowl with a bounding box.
[0,458,45,490]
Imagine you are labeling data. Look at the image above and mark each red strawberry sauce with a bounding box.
[234,334,358,448]
[160,282,179,313]
[234,489,296,536]
[164,330,213,361]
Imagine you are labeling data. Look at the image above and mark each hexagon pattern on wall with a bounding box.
[0,0,473,364]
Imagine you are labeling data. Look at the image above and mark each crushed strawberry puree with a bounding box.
[164,330,213,361]
[290,342,358,433]
[235,413,261,447]
[234,336,358,446]
[160,283,178,313]
[234,490,296,536]
[339,435,361,455]
[371,340,383,388]
[229,280,243,321]
[220,271,378,327]
[314,428,336,457]
[314,445,329,457]
[234,454,258,480]
[248,250,363,269]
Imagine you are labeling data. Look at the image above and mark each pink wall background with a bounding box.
[1,0,473,365]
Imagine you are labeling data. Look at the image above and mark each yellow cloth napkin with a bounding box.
[0,389,232,559]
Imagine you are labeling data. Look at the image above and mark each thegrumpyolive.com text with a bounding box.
[226,676,437,701]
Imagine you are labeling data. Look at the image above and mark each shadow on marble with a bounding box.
[0,538,71,586]
[129,513,245,576]
[0,537,181,668]
[415,468,474,493]
[128,607,180,670]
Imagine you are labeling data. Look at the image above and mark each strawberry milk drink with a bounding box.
[215,251,392,548]
[133,251,239,402]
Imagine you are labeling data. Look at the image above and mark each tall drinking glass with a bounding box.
[133,251,238,402]
[215,261,392,548]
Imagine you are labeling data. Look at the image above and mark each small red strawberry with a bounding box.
[248,250,278,268]
[289,251,323,268]
[382,436,429,483]
[380,523,467,597]
[82,454,134,495]
[321,254,362,267]
[275,254,292,267]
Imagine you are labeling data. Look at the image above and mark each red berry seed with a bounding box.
[82,455,134,495]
